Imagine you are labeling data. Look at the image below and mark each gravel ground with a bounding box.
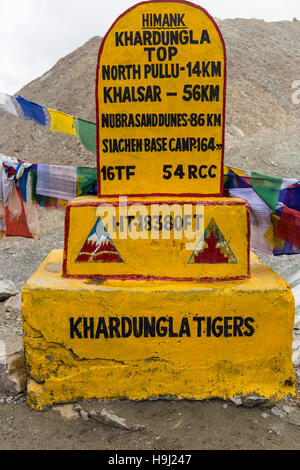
[0,393,299,450]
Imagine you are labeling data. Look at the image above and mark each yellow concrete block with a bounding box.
[22,250,296,409]
[63,196,250,281]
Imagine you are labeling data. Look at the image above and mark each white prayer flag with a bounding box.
[36,164,77,200]
[0,92,18,117]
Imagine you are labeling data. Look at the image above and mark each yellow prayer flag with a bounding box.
[224,165,245,176]
[264,214,285,249]
[58,199,68,209]
[48,109,77,136]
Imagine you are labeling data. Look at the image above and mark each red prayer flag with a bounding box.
[275,206,300,248]
[4,189,33,239]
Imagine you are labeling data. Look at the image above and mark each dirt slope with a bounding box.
[0,19,299,173]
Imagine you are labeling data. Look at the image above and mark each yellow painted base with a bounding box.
[22,250,296,409]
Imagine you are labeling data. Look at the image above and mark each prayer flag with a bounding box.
[229,186,273,256]
[225,168,300,256]
[76,166,97,196]
[76,119,97,155]
[250,172,283,211]
[48,109,77,135]
[15,95,47,126]
[4,188,33,239]
[275,206,300,248]
[0,92,18,117]
[36,164,76,200]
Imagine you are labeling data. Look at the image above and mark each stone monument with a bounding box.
[22,1,296,409]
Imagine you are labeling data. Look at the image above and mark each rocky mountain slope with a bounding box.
[0,19,299,177]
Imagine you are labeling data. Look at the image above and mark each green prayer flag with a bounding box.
[77,118,97,155]
[250,172,282,211]
[76,167,97,196]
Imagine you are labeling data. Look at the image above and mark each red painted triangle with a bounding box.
[76,217,123,263]
[189,218,236,264]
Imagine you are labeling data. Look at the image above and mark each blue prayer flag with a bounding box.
[15,95,47,126]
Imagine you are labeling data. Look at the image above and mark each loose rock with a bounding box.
[80,409,90,422]
[0,348,27,396]
[0,280,18,302]
[90,408,145,432]
[271,404,300,427]
[4,293,21,313]
[90,408,129,430]
[52,404,80,421]
[229,394,268,407]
